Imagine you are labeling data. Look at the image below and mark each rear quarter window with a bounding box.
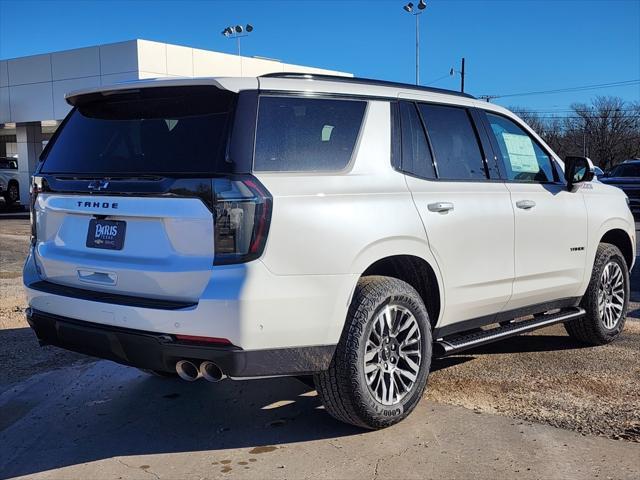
[253,96,366,172]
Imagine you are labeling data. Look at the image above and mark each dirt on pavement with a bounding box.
[427,320,640,442]
[1,218,639,443]
[0,219,90,388]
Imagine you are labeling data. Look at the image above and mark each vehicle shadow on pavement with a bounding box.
[461,333,591,355]
[0,361,361,478]
[0,201,27,218]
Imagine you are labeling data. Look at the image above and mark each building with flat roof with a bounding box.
[0,39,351,205]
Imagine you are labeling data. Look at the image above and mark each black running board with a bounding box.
[434,307,586,357]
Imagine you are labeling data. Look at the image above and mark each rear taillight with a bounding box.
[212,175,272,265]
[29,178,41,245]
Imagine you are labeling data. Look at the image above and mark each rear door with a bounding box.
[480,111,588,309]
[31,85,238,303]
[399,100,515,330]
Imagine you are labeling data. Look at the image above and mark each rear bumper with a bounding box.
[24,248,357,350]
[26,308,335,377]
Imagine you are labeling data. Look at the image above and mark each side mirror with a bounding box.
[564,156,595,190]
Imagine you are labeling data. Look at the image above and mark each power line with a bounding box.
[513,108,639,114]
[516,112,640,120]
[481,79,640,100]
[424,73,451,86]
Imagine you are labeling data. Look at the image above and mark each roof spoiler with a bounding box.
[65,77,255,106]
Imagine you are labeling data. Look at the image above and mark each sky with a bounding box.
[1,0,639,114]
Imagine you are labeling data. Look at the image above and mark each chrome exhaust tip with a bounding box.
[200,361,226,382]
[175,360,201,382]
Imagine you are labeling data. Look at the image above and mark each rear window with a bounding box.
[41,86,236,175]
[254,96,366,172]
[0,158,18,169]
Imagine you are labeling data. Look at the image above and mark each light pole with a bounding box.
[402,0,427,85]
[221,24,254,76]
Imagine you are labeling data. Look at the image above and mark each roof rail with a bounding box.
[260,72,476,99]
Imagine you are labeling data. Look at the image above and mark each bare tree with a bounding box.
[568,97,640,170]
[510,108,567,159]
[511,108,547,135]
[509,97,640,170]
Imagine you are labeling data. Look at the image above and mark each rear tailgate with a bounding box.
[34,193,214,303]
[28,84,245,303]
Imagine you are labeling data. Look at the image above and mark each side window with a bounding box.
[486,112,556,183]
[254,96,366,172]
[399,101,435,179]
[417,104,487,181]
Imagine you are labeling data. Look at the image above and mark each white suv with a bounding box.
[24,74,635,429]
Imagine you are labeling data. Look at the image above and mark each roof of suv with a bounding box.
[65,73,482,108]
[260,72,476,99]
[62,72,534,147]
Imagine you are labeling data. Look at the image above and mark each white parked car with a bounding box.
[24,74,635,429]
[0,158,21,206]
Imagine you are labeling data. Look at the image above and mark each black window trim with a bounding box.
[252,92,369,175]
[478,108,565,185]
[390,101,402,172]
[395,100,438,180]
[468,107,503,179]
[394,99,502,183]
[414,102,440,178]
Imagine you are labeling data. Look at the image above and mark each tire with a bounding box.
[314,276,432,429]
[4,182,19,206]
[564,243,629,345]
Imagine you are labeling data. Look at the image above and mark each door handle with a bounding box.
[516,200,536,210]
[428,202,454,213]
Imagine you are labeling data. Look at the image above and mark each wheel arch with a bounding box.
[359,254,442,329]
[600,228,634,270]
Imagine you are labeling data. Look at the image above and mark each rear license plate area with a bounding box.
[86,219,126,250]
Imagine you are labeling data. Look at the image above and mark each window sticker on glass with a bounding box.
[501,133,539,173]
[322,125,334,142]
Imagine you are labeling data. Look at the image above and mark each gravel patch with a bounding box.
[0,219,91,389]
[427,319,640,442]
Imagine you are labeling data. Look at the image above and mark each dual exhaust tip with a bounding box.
[175,360,226,382]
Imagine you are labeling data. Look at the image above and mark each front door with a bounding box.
[482,111,588,309]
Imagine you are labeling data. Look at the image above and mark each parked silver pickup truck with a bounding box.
[0,158,20,206]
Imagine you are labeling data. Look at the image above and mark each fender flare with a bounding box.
[344,235,446,323]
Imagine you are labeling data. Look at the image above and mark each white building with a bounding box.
[0,39,351,204]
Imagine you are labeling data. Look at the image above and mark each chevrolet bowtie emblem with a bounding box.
[87,180,110,191]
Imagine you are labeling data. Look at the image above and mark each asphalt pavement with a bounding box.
[0,361,638,480]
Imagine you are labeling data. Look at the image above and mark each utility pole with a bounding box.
[450,58,466,93]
